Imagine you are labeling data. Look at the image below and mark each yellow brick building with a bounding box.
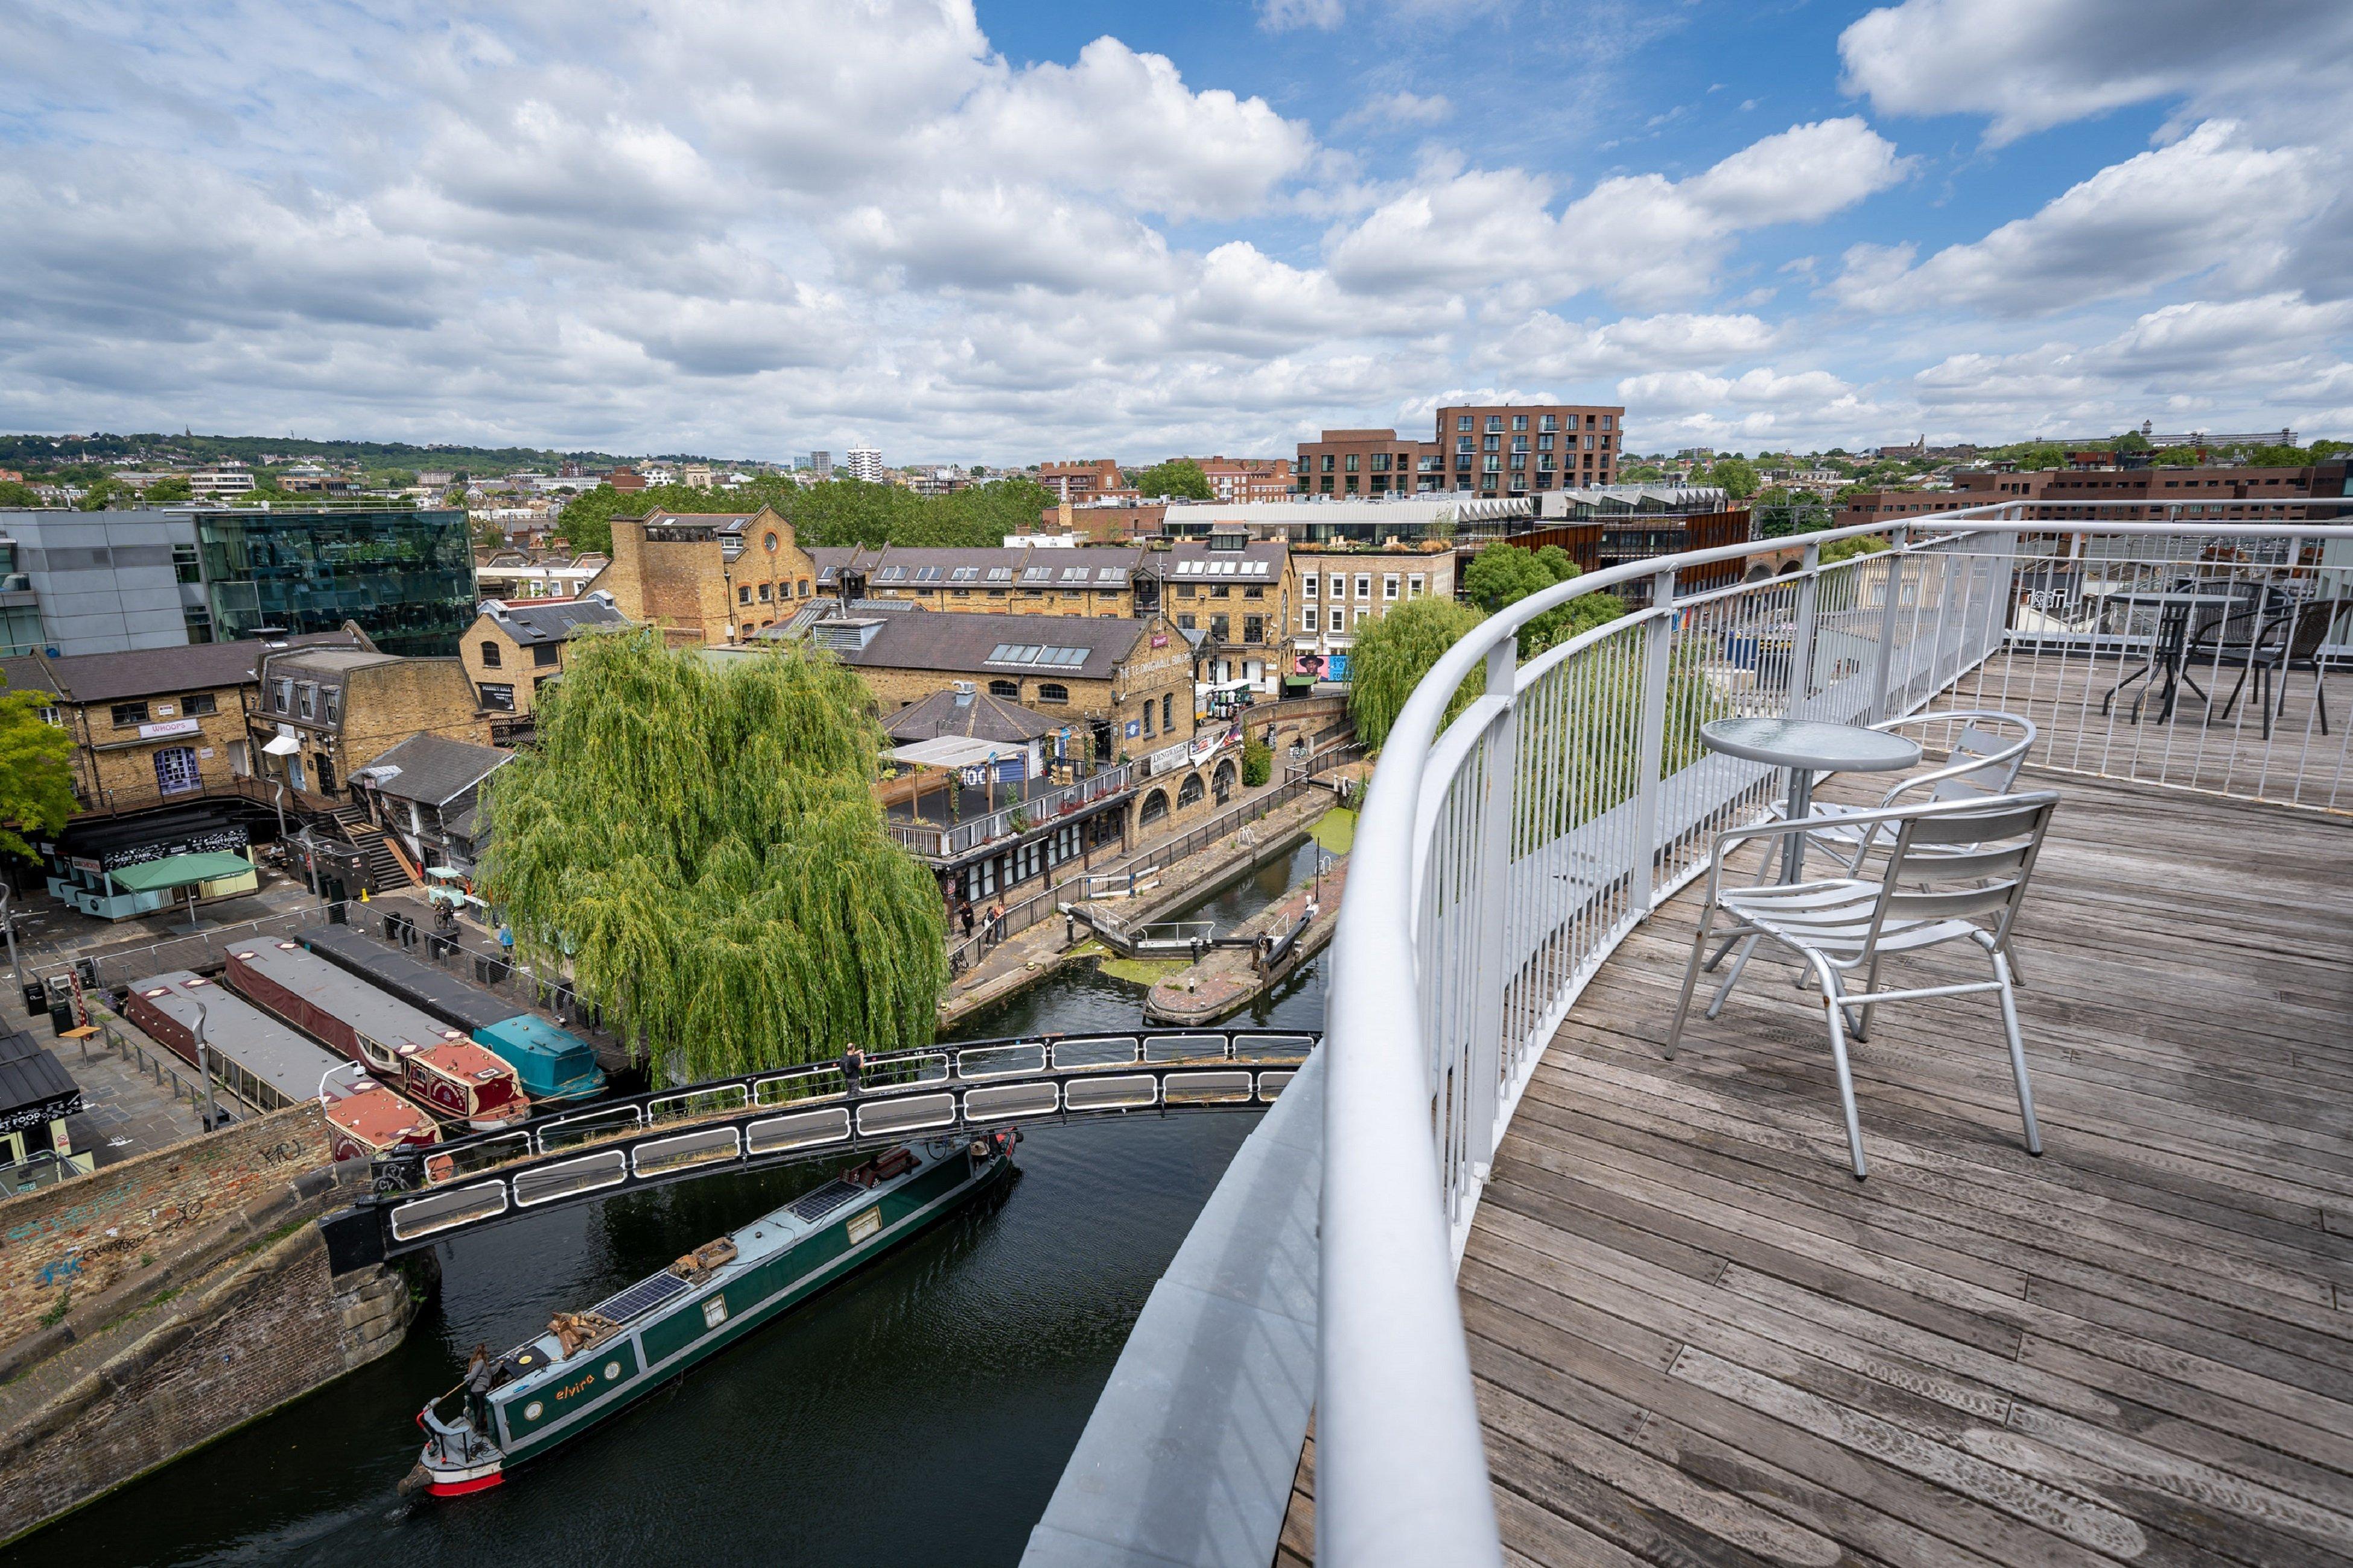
[590,506,818,645]
[249,646,492,810]
[459,592,634,726]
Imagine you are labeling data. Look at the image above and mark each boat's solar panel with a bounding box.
[789,1179,862,1222]
[593,1269,693,1323]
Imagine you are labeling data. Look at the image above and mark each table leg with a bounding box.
[2152,602,2191,723]
[1782,767,1814,883]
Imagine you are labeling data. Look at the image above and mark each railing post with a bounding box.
[1782,541,1820,719]
[1465,638,1516,1173]
[1869,525,1912,721]
[1630,568,1675,914]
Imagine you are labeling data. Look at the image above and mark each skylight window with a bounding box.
[1021,567,1053,583]
[986,567,1013,582]
[875,565,906,582]
[913,565,943,582]
[1061,567,1089,582]
[950,565,978,582]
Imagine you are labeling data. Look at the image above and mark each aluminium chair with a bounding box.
[1758,709,2036,874]
[1666,792,2062,1179]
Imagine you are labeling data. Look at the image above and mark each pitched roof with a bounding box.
[349,734,513,807]
[1142,539,1288,582]
[0,631,366,705]
[885,687,1060,746]
[479,594,631,647]
[809,608,1150,681]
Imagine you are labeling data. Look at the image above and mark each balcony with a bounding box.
[1304,508,2353,1566]
[883,760,1135,860]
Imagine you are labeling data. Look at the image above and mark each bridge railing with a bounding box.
[1318,502,2353,1567]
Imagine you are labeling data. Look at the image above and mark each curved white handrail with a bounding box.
[1317,498,2353,1567]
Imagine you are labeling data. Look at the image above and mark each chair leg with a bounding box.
[1664,911,1715,1060]
[2000,934,2027,989]
[1989,944,2042,1157]
[1814,957,1867,1179]
[1705,935,1760,1020]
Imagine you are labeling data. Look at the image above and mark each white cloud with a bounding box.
[1339,90,1454,130]
[1827,122,2322,316]
[1839,0,2353,146]
[1259,0,1345,33]
[1327,118,1909,306]
[1482,311,1779,378]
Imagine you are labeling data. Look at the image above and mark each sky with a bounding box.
[2,0,2351,465]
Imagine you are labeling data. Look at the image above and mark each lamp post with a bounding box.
[192,1000,221,1134]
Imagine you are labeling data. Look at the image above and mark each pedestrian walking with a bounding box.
[988,902,1006,945]
[497,922,515,957]
[841,1041,866,1095]
[959,901,975,939]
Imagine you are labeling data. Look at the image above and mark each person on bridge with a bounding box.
[959,900,975,941]
[841,1042,866,1096]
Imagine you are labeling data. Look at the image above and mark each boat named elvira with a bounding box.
[406,1131,1016,1496]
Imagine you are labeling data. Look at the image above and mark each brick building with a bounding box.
[588,505,821,645]
[1037,459,1136,505]
[1183,456,1295,503]
[807,544,1153,619]
[1295,429,1441,498]
[1285,539,1458,685]
[1,632,367,821]
[249,644,492,810]
[459,592,633,728]
[1143,535,1292,694]
[1836,458,2352,529]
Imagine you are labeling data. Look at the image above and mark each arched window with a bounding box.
[1035,682,1069,704]
[1212,758,1237,802]
[1176,772,1205,806]
[1138,789,1170,827]
[988,679,1020,699]
[480,640,503,669]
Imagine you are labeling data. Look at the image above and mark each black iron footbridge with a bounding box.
[322,1029,1316,1268]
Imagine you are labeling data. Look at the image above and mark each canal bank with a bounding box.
[0,835,1332,1567]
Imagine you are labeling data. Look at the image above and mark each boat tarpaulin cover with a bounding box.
[106,851,255,892]
[300,925,513,1035]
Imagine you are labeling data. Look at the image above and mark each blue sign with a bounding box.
[1125,720,1142,738]
[1327,653,1351,683]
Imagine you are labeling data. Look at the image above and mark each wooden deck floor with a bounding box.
[1281,770,2353,1567]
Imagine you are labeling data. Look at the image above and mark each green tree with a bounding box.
[1462,541,1554,613]
[1241,737,1272,787]
[1819,533,1890,564]
[2112,430,2150,453]
[1130,459,1213,501]
[480,632,948,1081]
[0,687,75,862]
[1709,455,1759,500]
[1347,597,1485,753]
[142,475,193,504]
[0,480,44,507]
[2312,439,2349,461]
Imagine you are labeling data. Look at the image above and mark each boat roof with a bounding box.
[229,941,518,1084]
[322,1079,440,1147]
[300,924,516,1035]
[127,968,341,1102]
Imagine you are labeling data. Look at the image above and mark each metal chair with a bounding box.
[2194,592,2337,739]
[1666,792,2062,1179]
[1760,709,2036,873]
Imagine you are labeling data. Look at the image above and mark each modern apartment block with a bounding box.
[845,447,883,483]
[1434,403,1623,495]
[0,510,211,656]
[1836,457,2353,529]
[808,451,833,480]
[1297,404,1626,499]
[1294,430,1441,498]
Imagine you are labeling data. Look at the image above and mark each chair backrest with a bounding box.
[1871,793,2060,948]
[1876,710,2035,808]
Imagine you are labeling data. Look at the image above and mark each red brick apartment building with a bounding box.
[1297,403,1627,498]
[1038,459,1136,505]
[1184,456,1295,502]
[1837,459,2352,528]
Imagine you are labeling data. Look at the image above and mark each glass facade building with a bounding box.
[195,509,477,656]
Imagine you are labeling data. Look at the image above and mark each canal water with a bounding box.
[13,839,1330,1567]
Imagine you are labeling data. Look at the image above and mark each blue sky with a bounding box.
[2,0,2349,462]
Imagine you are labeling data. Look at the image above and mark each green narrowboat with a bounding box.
[408,1130,1015,1496]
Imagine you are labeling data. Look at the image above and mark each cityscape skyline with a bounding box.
[3,2,2349,465]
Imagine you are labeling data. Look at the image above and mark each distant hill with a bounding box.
[0,431,764,475]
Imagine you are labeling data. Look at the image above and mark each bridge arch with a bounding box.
[1744,562,1773,583]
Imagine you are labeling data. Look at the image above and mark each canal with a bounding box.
[13,838,1331,1567]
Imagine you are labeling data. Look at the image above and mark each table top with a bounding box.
[1699,717,1923,773]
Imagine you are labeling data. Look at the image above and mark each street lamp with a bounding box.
[192,1000,221,1134]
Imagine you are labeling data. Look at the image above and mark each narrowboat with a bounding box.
[408,1131,1016,1496]
[124,970,443,1161]
[224,940,530,1131]
[300,924,608,1103]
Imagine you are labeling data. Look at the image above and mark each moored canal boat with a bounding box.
[407,1129,1017,1496]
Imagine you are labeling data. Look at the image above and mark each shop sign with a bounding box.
[138,718,201,740]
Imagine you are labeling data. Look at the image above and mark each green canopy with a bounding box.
[107,851,255,893]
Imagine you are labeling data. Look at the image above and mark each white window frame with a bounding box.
[1354,574,1371,600]
[1408,574,1425,598]
[1383,573,1400,600]
[1303,606,1318,633]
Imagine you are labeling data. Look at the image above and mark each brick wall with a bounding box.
[603,514,824,646]
[0,1224,419,1545]
[0,1103,330,1349]
[64,683,256,816]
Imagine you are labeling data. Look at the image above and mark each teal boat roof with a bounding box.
[477,1014,594,1059]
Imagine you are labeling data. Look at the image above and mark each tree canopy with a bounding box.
[0,687,74,862]
[556,474,1057,556]
[0,480,42,508]
[1347,597,1486,753]
[479,631,947,1081]
[1128,459,1213,501]
[1460,542,1627,653]
[1701,455,1759,500]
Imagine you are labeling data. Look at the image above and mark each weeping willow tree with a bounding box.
[478,631,947,1081]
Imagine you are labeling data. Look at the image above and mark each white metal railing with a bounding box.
[1316,501,2353,1567]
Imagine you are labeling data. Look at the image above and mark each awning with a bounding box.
[888,736,1015,771]
[104,851,255,892]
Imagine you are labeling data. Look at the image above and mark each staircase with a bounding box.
[332,809,418,893]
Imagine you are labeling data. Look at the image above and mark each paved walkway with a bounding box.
[57,1029,207,1164]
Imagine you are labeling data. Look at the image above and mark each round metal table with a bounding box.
[1700,717,1923,881]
